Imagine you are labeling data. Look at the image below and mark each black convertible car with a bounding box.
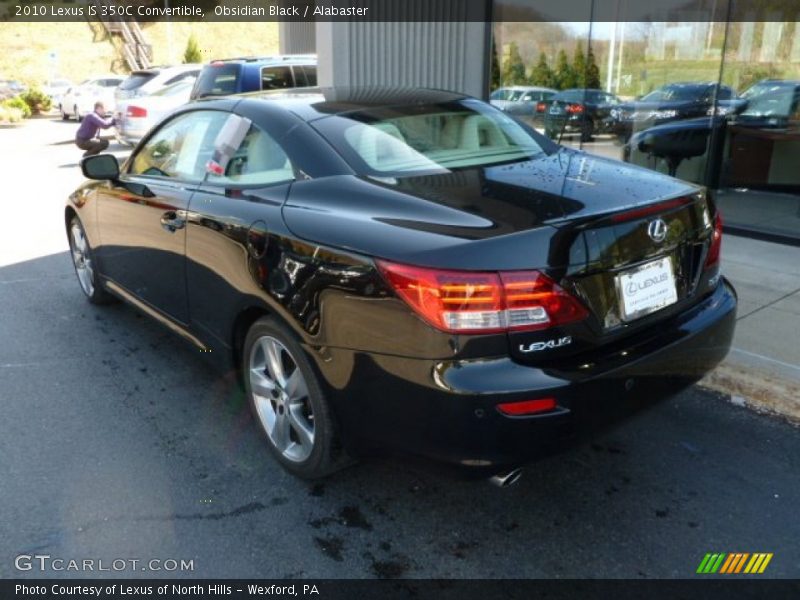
[67,87,736,482]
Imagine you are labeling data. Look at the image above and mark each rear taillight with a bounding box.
[705,211,723,268]
[566,103,584,114]
[536,102,546,113]
[126,105,147,118]
[376,261,588,334]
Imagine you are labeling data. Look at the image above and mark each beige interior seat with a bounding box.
[459,115,509,151]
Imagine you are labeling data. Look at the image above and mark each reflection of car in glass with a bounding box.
[60,76,124,121]
[613,82,744,142]
[115,65,201,106]
[543,88,620,141]
[490,86,556,116]
[189,55,317,100]
[624,81,800,184]
[735,80,800,125]
[67,87,736,481]
[115,79,196,145]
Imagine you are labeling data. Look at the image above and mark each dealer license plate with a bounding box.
[616,256,678,322]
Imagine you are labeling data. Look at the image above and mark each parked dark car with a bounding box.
[613,82,745,142]
[189,55,317,100]
[544,88,621,141]
[67,87,736,481]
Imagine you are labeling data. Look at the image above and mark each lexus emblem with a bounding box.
[647,218,668,243]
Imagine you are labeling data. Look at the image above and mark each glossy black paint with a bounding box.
[66,87,737,471]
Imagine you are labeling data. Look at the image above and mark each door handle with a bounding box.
[160,211,186,232]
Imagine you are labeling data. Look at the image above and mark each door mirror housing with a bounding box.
[81,154,120,181]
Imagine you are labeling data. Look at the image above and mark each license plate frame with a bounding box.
[616,256,678,322]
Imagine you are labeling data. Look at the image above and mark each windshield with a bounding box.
[313,100,547,177]
[740,86,799,118]
[119,73,157,91]
[642,85,707,102]
[152,80,195,97]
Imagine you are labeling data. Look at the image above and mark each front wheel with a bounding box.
[244,317,350,479]
[68,216,114,304]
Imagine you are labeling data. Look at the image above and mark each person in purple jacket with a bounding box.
[75,102,116,157]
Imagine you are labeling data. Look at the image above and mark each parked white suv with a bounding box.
[115,64,202,105]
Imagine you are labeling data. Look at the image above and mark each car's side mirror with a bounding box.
[81,154,119,180]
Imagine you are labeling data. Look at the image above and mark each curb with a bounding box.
[700,350,800,424]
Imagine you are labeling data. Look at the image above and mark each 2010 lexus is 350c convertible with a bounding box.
[67,87,736,481]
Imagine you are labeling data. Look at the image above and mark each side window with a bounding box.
[129,111,228,182]
[211,125,294,186]
[261,66,294,90]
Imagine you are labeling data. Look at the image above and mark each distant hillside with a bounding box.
[0,21,279,85]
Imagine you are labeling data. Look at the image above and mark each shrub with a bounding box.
[3,96,31,118]
[21,87,52,114]
[0,105,24,123]
[183,34,203,64]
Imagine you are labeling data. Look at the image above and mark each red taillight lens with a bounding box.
[126,105,147,118]
[376,261,589,334]
[566,103,584,114]
[536,102,546,113]
[705,211,723,268]
[497,397,557,416]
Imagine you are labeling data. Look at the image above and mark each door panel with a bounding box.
[96,178,193,323]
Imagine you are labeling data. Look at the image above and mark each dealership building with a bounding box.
[281,0,800,244]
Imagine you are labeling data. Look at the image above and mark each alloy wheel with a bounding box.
[69,221,95,297]
[249,336,315,463]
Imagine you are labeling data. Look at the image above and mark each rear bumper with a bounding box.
[318,279,737,471]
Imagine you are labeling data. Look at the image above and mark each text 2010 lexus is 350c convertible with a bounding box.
[67,87,736,481]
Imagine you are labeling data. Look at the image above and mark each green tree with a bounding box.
[183,34,202,64]
[585,47,601,89]
[529,52,555,88]
[573,43,587,87]
[554,49,577,90]
[501,42,527,85]
[490,39,501,91]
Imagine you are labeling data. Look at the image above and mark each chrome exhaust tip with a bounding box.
[488,468,523,488]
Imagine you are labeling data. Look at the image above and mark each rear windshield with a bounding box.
[119,72,157,91]
[313,99,547,177]
[192,64,239,98]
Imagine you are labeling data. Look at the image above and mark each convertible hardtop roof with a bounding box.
[234,86,471,121]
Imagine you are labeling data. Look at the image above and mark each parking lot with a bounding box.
[1,118,799,579]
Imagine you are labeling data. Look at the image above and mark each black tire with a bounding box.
[67,216,115,305]
[60,105,69,120]
[243,317,350,479]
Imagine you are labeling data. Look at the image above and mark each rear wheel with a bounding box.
[244,317,349,479]
[60,104,69,120]
[68,216,114,304]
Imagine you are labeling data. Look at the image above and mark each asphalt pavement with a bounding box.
[0,118,798,579]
